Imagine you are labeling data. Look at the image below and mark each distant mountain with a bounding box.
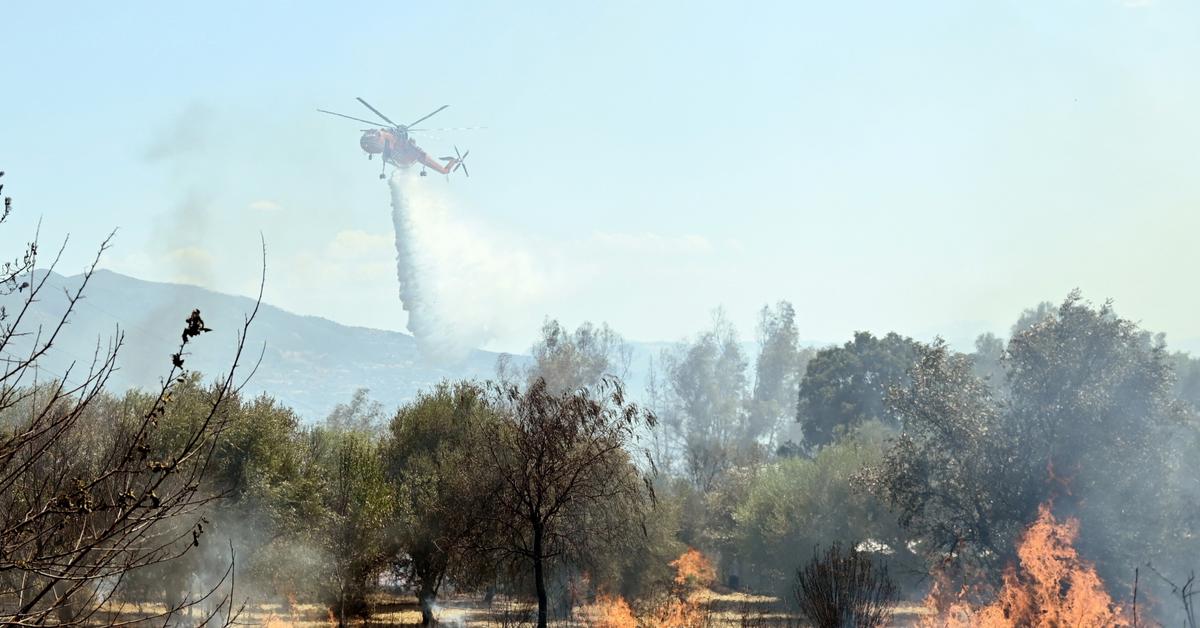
[1,270,506,421]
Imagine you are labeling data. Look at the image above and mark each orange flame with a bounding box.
[670,548,716,589]
[652,548,714,627]
[924,503,1131,627]
[590,594,638,628]
[586,549,716,628]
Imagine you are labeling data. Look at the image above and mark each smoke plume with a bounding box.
[389,172,543,362]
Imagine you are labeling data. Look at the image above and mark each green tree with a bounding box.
[500,318,632,393]
[382,382,496,625]
[735,421,912,597]
[969,332,1005,392]
[1170,351,1200,411]
[476,377,654,628]
[309,428,395,624]
[797,331,921,449]
[749,301,814,449]
[870,293,1195,593]
[325,388,387,435]
[662,311,750,491]
[863,341,1028,575]
[122,379,319,612]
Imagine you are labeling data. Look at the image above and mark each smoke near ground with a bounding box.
[389,172,544,362]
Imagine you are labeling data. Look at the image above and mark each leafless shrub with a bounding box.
[792,542,896,628]
[0,171,260,625]
[1146,562,1197,628]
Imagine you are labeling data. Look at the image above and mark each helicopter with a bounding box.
[318,97,472,179]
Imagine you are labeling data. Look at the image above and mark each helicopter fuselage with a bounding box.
[359,128,451,174]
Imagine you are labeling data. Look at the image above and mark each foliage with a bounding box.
[793,542,897,628]
[797,331,921,449]
[309,428,395,623]
[500,318,631,394]
[325,387,388,435]
[748,301,815,449]
[1170,351,1200,412]
[476,377,655,628]
[119,380,319,611]
[659,310,751,490]
[382,381,497,624]
[734,421,913,596]
[970,332,1006,393]
[869,292,1196,596]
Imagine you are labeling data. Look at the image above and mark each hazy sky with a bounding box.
[3,1,1198,354]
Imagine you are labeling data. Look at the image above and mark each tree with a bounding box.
[476,377,654,628]
[0,171,259,625]
[382,382,496,625]
[309,428,395,625]
[748,301,814,449]
[863,341,1029,575]
[325,388,387,436]
[118,380,313,616]
[797,331,920,449]
[661,311,750,491]
[969,332,1005,392]
[869,293,1194,594]
[500,318,632,394]
[1170,351,1200,412]
[1010,300,1056,336]
[734,421,913,596]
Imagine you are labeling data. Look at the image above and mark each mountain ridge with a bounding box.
[2,269,507,420]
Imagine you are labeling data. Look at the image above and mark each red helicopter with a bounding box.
[318,97,472,179]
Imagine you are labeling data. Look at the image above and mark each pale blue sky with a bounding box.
[3,1,1198,353]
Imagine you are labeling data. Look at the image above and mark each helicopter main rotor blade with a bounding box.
[318,109,390,127]
[406,105,449,129]
[356,97,401,128]
[407,126,488,132]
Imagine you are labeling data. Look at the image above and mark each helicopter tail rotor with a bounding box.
[441,146,471,178]
[451,146,470,178]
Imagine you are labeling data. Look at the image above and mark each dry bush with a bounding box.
[0,171,262,625]
[792,542,896,628]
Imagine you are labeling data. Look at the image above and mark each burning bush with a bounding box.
[924,503,1132,627]
[583,548,716,628]
[793,542,896,628]
[591,594,638,628]
[671,548,717,590]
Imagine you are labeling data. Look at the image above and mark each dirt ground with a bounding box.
[98,590,932,626]
[173,590,931,626]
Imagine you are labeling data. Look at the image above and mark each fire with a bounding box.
[924,503,1131,627]
[671,548,716,589]
[649,548,714,627]
[649,595,709,628]
[591,594,638,628]
[584,548,716,628]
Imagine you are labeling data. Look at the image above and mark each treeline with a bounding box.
[5,289,1200,626]
[139,294,1198,624]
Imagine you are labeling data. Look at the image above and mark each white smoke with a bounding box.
[389,172,545,362]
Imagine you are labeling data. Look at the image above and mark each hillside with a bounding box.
[1,269,506,420]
